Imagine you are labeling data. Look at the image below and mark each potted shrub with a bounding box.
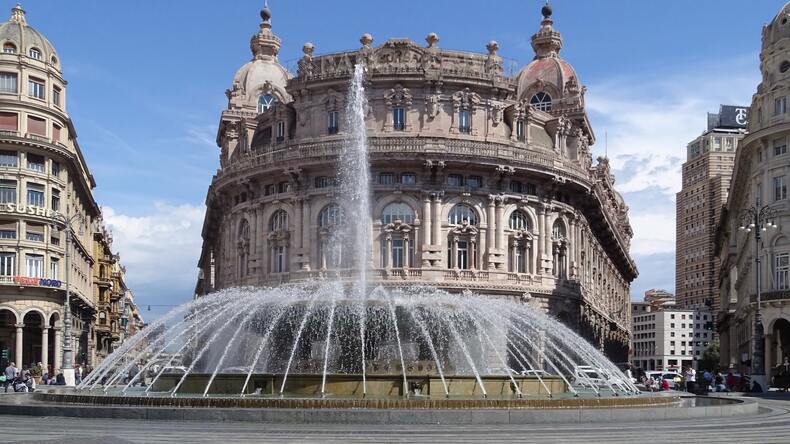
[30,364,41,384]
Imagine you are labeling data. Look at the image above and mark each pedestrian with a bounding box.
[661,378,671,391]
[726,371,735,390]
[4,361,17,392]
[624,364,633,383]
[714,371,726,392]
[673,374,682,390]
[684,367,697,393]
[75,364,83,385]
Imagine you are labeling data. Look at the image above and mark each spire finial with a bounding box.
[251,1,281,60]
[260,0,272,27]
[10,3,26,24]
[542,1,552,20]
[531,1,563,59]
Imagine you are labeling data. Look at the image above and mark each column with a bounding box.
[14,323,23,366]
[41,327,49,371]
[54,327,62,372]
[432,194,441,247]
[536,208,544,274]
[294,198,303,249]
[403,236,410,269]
[451,237,458,269]
[386,235,393,270]
[486,197,496,270]
[495,199,505,250]
[302,199,311,270]
[421,195,431,266]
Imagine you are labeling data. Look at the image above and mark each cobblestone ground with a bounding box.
[1,395,789,443]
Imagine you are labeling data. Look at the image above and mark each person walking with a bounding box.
[3,362,17,392]
[685,367,697,393]
[75,364,83,385]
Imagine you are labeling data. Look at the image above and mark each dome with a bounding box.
[515,57,578,102]
[0,4,60,68]
[764,2,790,49]
[514,4,580,104]
[226,4,292,109]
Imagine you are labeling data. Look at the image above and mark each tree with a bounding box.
[698,338,720,372]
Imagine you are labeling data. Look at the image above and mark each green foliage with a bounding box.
[698,337,720,372]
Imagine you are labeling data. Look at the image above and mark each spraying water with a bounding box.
[335,63,371,295]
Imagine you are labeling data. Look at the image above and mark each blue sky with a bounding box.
[11,1,781,320]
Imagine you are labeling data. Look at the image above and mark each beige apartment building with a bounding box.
[0,5,139,373]
[676,106,747,317]
[196,4,638,361]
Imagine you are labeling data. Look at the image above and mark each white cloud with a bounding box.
[584,55,759,289]
[102,202,205,299]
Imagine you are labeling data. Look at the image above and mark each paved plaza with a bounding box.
[0,395,788,443]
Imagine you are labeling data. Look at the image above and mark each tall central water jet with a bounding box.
[336,63,372,294]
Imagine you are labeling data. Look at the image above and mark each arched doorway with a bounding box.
[770,318,790,372]
[22,311,44,369]
[0,308,17,368]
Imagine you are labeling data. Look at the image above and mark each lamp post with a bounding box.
[738,201,778,392]
[53,211,83,386]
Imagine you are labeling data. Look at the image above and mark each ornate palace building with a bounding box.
[0,5,140,373]
[717,3,790,375]
[196,5,637,361]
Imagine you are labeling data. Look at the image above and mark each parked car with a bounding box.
[573,365,615,388]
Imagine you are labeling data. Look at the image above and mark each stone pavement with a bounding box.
[1,395,789,443]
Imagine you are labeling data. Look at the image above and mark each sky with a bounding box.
[11,0,781,320]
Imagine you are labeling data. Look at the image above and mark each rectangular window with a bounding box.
[0,112,17,132]
[458,110,471,134]
[276,121,285,141]
[25,224,43,242]
[516,119,525,141]
[392,107,405,131]
[713,137,721,151]
[775,176,787,201]
[26,116,46,136]
[0,252,14,276]
[273,246,285,273]
[774,139,787,156]
[447,174,463,187]
[28,77,45,99]
[0,180,16,203]
[776,96,788,115]
[26,153,45,172]
[725,138,734,150]
[400,173,416,185]
[777,253,790,290]
[0,220,15,239]
[52,86,61,107]
[277,181,290,193]
[509,181,523,193]
[52,124,61,143]
[0,72,17,93]
[525,183,538,195]
[314,176,331,188]
[51,189,60,211]
[467,175,482,188]
[26,182,44,206]
[328,111,339,134]
[50,230,60,246]
[51,161,60,178]
[25,254,43,278]
[264,184,275,196]
[378,172,395,185]
[0,150,16,167]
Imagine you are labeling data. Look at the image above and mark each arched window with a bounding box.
[509,211,531,231]
[269,210,289,231]
[3,43,16,54]
[28,47,41,60]
[381,202,414,224]
[448,204,477,225]
[319,204,342,227]
[258,94,276,113]
[775,236,790,290]
[98,311,106,325]
[530,92,552,112]
[552,220,566,239]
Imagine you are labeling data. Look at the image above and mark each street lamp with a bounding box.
[52,211,84,386]
[738,201,778,391]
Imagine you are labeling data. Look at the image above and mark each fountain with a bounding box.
[72,64,647,407]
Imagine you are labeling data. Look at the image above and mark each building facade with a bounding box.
[0,6,140,373]
[196,5,638,361]
[631,294,713,372]
[676,106,747,317]
[717,3,790,376]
